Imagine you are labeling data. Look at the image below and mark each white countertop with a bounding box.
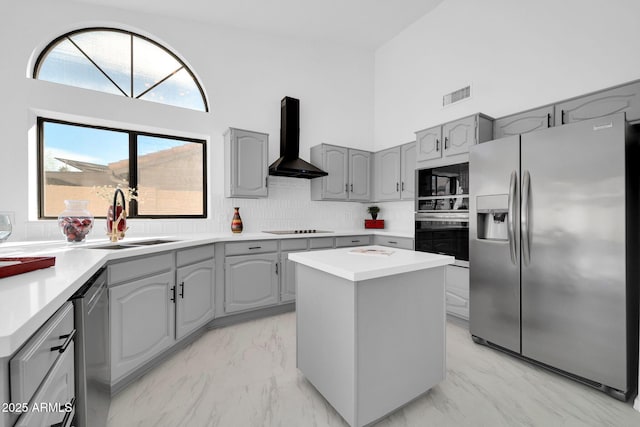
[288,245,454,281]
[0,229,413,357]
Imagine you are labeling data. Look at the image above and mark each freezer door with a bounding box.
[469,135,521,353]
[520,114,628,391]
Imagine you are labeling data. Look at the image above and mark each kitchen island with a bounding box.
[289,246,454,427]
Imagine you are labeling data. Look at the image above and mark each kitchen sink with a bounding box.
[87,239,177,250]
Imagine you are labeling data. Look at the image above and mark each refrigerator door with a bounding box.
[521,114,628,391]
[469,135,521,353]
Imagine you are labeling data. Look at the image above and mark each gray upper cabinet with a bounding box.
[493,105,554,139]
[374,146,401,201]
[555,81,640,125]
[400,142,416,200]
[109,270,176,381]
[224,253,279,313]
[311,144,371,201]
[374,141,415,202]
[416,126,442,162]
[224,128,268,198]
[416,114,493,167]
[176,258,215,340]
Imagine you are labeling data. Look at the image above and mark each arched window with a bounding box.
[34,28,208,112]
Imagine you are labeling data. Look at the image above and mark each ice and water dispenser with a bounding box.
[476,194,510,241]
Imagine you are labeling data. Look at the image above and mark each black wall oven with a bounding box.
[415,162,469,264]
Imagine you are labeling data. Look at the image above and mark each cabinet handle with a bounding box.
[50,397,75,427]
[170,285,176,302]
[396,182,399,192]
[345,183,348,192]
[436,139,440,151]
[352,240,360,243]
[401,182,405,191]
[547,113,551,128]
[561,109,565,125]
[350,183,353,192]
[444,137,449,149]
[179,281,184,298]
[51,329,76,353]
[275,262,279,275]
[388,241,398,244]
[265,176,268,187]
[248,246,262,250]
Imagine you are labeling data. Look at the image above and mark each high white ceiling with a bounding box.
[73,0,445,50]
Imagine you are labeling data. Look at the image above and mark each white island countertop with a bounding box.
[289,245,453,281]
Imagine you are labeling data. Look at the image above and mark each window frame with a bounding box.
[37,117,208,220]
[33,27,209,112]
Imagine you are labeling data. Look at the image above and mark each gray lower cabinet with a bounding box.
[110,270,176,381]
[372,235,414,250]
[14,342,75,427]
[280,251,297,302]
[224,127,269,198]
[445,265,469,320]
[224,253,279,313]
[493,105,554,139]
[176,258,215,340]
[555,81,640,125]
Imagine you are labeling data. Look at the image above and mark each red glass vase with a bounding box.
[107,204,127,240]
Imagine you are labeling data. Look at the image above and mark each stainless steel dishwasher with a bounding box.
[71,267,110,427]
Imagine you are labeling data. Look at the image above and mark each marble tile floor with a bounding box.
[108,312,640,427]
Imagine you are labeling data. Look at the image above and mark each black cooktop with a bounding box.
[262,230,332,235]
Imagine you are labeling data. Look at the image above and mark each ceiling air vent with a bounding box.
[443,85,471,106]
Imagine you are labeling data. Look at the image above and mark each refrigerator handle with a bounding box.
[508,170,518,265]
[521,169,531,266]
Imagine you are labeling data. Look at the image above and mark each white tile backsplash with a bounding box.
[22,177,414,241]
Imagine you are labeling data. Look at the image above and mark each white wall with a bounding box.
[0,0,376,240]
[374,0,640,149]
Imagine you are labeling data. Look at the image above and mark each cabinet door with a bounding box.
[110,271,176,381]
[400,142,416,200]
[415,126,442,162]
[442,115,476,157]
[176,259,215,340]
[228,129,268,197]
[445,265,469,320]
[493,105,554,139]
[374,147,400,201]
[348,149,371,201]
[323,145,349,199]
[224,253,279,313]
[280,251,297,302]
[556,81,640,125]
[14,342,75,427]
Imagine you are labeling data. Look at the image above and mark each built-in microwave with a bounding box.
[415,162,469,265]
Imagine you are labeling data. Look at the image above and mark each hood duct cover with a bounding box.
[268,97,328,179]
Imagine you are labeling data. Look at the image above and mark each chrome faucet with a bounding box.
[109,188,128,242]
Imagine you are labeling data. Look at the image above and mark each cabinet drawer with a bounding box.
[372,235,414,250]
[309,237,334,249]
[280,238,308,251]
[335,235,371,247]
[225,240,278,256]
[14,342,75,427]
[10,302,75,405]
[177,244,215,267]
[109,252,173,284]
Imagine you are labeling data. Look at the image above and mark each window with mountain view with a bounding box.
[34,28,208,111]
[39,119,206,219]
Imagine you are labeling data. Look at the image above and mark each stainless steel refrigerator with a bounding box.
[469,113,638,400]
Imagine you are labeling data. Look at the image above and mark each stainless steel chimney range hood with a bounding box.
[268,97,328,179]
